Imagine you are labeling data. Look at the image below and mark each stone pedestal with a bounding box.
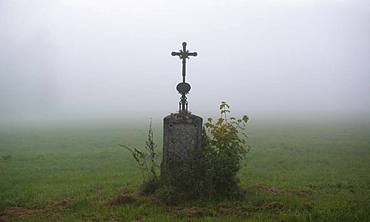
[161,113,203,179]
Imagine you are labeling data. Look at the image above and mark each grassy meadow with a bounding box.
[0,119,369,221]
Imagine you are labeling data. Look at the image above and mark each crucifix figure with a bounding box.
[171,42,198,113]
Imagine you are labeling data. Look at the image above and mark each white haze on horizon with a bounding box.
[0,0,369,124]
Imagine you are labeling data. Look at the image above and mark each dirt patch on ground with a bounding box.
[108,193,139,206]
[169,207,214,218]
[289,190,313,197]
[255,184,283,193]
[131,216,143,222]
[0,199,71,221]
[216,206,249,216]
[1,207,41,217]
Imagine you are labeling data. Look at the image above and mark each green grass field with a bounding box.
[0,119,369,221]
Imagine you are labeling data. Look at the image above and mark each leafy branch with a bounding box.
[119,119,158,182]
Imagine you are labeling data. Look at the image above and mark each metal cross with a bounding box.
[171,42,198,114]
[171,42,198,83]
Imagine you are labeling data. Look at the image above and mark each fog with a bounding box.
[1,0,369,124]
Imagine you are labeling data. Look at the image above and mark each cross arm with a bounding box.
[171,52,181,56]
[187,52,198,57]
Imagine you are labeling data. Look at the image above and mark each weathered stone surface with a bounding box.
[161,113,203,178]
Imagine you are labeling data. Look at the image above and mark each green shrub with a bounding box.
[201,101,250,198]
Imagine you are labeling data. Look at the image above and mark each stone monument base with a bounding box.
[160,113,203,180]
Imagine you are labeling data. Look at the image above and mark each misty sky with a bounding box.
[0,0,369,122]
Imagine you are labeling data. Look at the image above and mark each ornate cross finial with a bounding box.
[171,42,198,114]
[171,42,198,83]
